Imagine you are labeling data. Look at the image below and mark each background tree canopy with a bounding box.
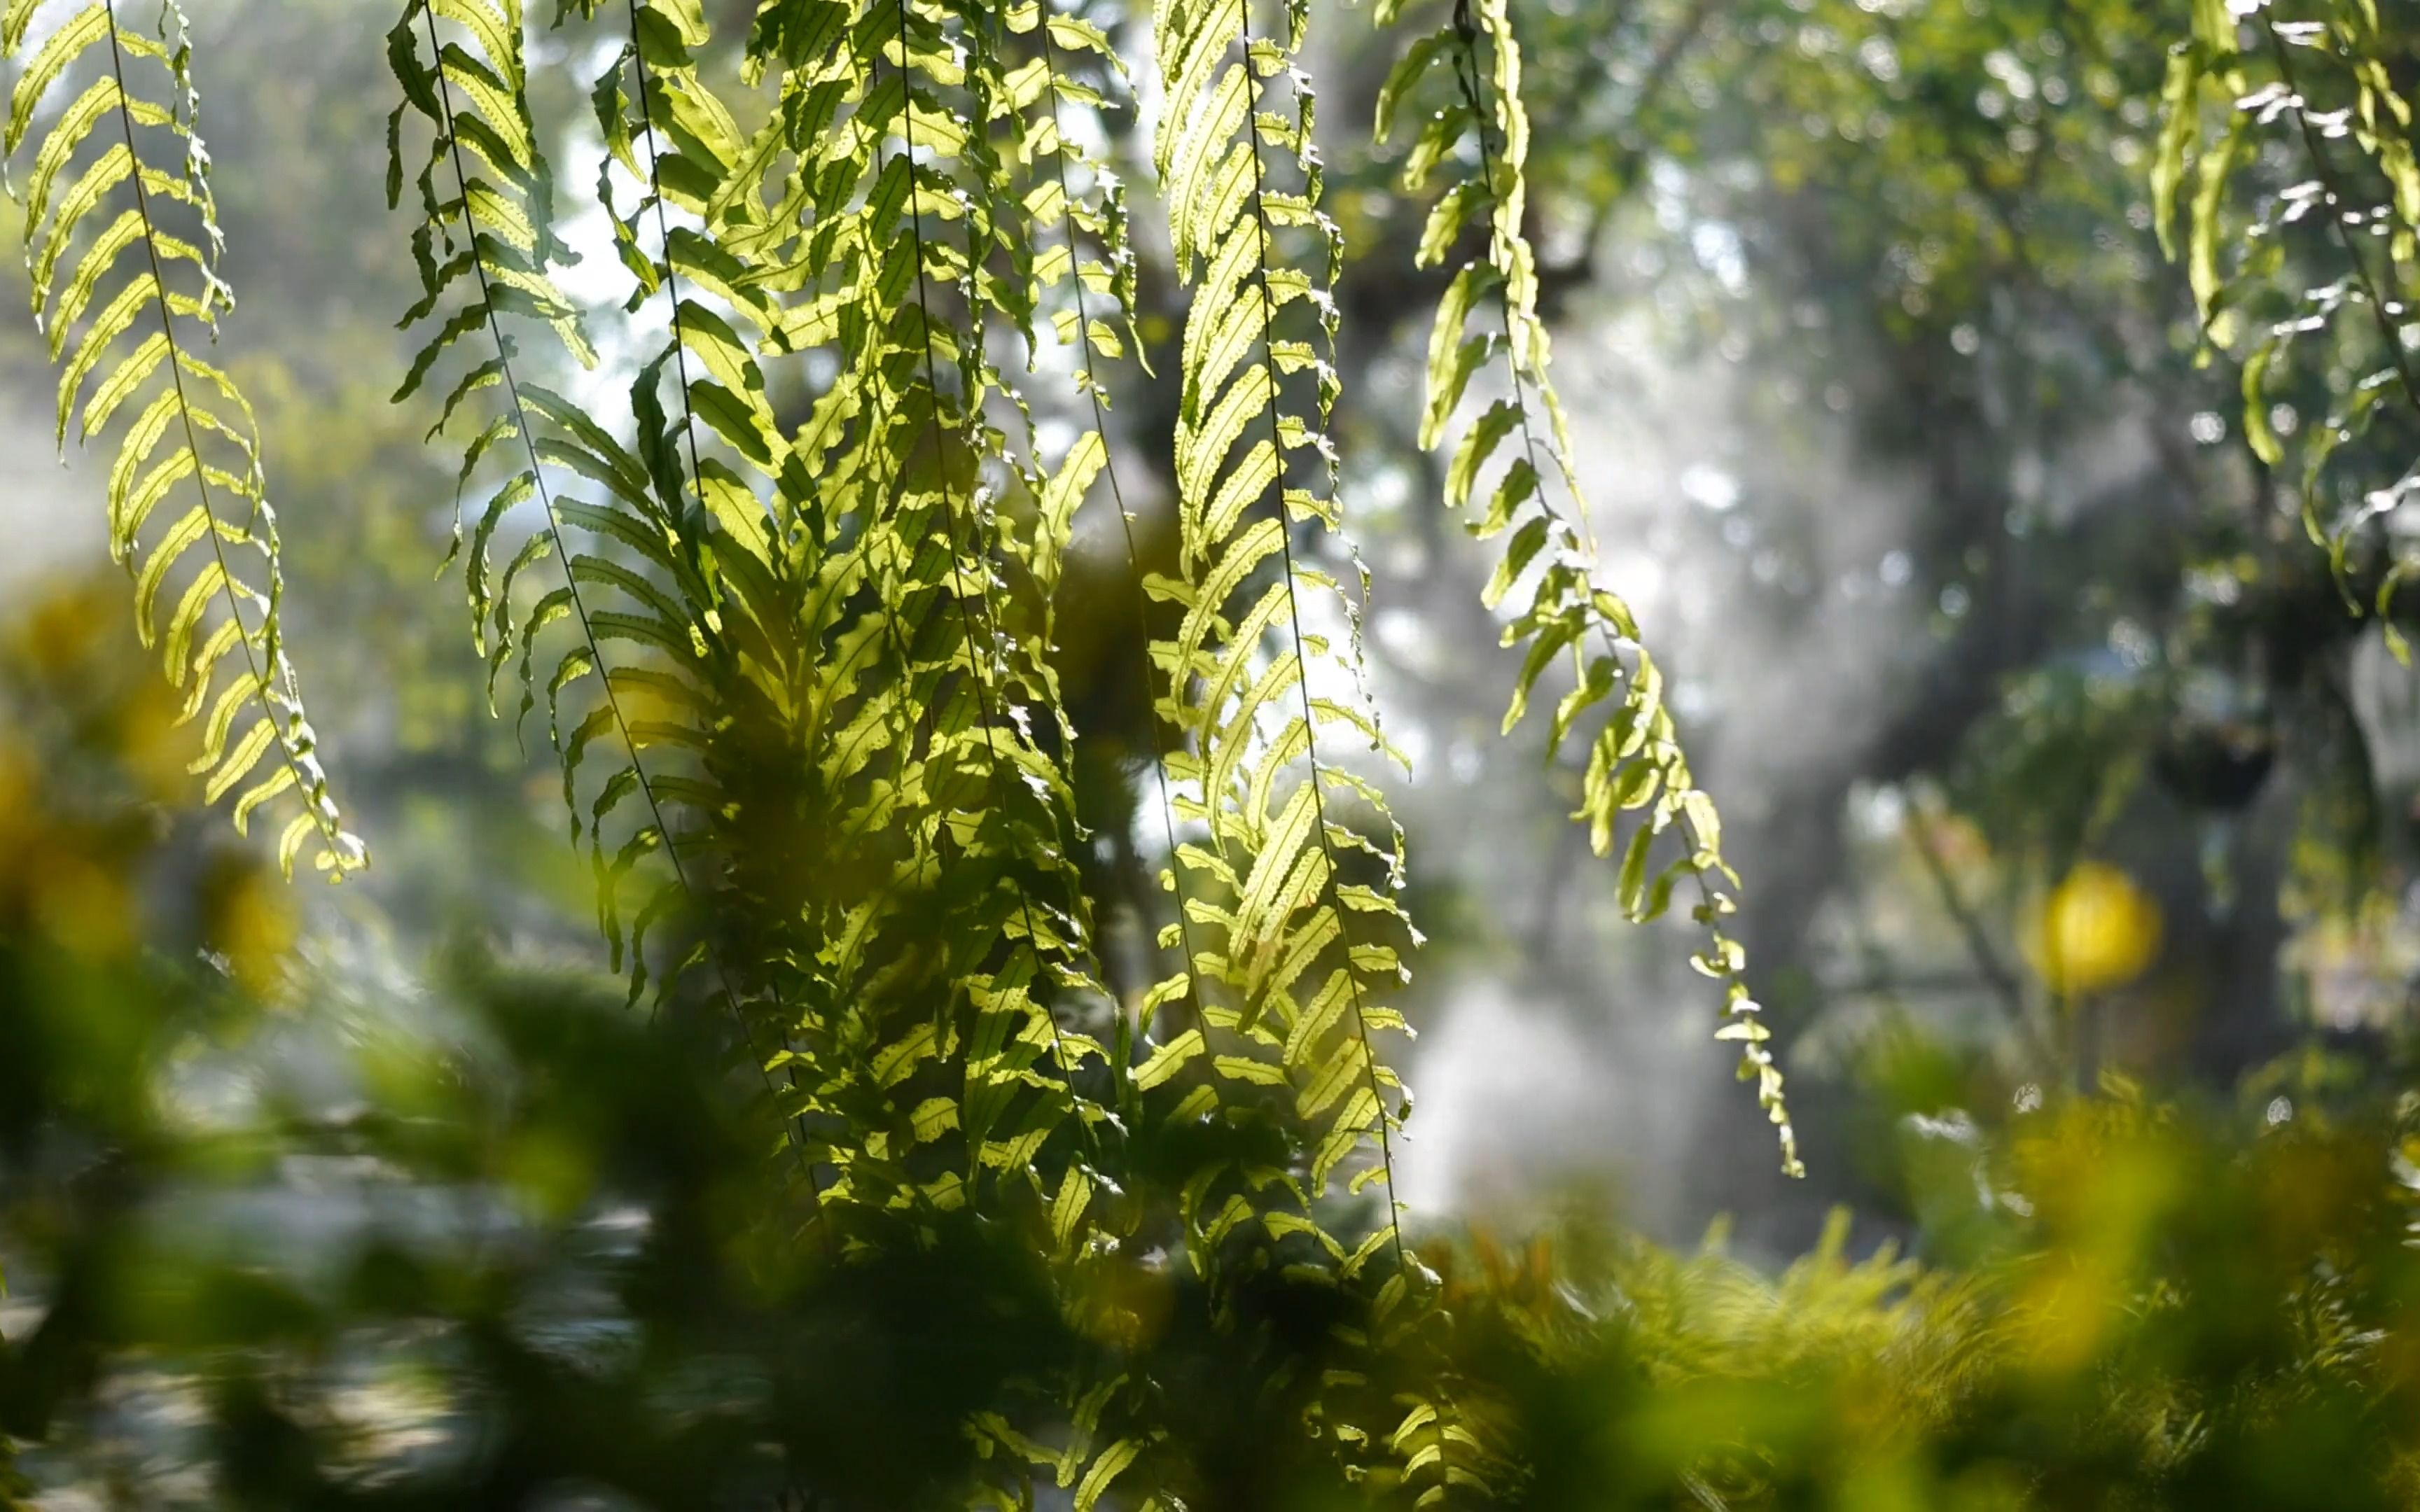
[7,0,2420,1506]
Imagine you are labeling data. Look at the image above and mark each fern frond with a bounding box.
[579,0,795,962]
[851,0,1125,1212]
[1004,0,1220,1067]
[390,0,702,972]
[1374,0,1797,1176]
[1148,0,1419,1290]
[5,0,363,879]
[387,0,838,1212]
[387,0,592,414]
[609,0,1108,1214]
[933,0,1126,1114]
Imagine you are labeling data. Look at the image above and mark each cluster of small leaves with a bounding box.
[1371,0,1795,1175]
[2155,0,2420,644]
[2,0,363,879]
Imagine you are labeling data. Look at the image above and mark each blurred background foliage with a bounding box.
[11,0,2420,1504]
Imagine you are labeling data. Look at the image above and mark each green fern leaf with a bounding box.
[6,0,363,879]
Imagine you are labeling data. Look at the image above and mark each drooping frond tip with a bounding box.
[5,0,363,879]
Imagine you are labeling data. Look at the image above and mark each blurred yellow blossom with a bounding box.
[2032,862,2162,997]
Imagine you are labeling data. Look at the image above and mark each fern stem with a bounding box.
[1235,5,1407,1272]
[415,1,814,1196]
[101,0,350,873]
[1444,0,1569,551]
[1442,0,1601,562]
[619,2,715,508]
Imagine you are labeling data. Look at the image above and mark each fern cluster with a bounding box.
[4,0,1789,1500]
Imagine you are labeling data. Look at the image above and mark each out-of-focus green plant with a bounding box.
[1411,1068,2420,1510]
[12,602,2420,1506]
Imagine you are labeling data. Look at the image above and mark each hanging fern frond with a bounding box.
[919,0,1129,1166]
[387,0,837,1222]
[387,0,592,416]
[1145,0,1421,1296]
[4,0,363,879]
[1373,0,1797,1176]
[699,0,1001,1219]
[844,0,1135,1231]
[386,0,611,759]
[1002,0,1218,1057]
[573,0,801,981]
[2154,0,2420,645]
[387,0,716,984]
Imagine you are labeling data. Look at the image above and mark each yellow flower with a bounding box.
[2034,862,2162,996]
